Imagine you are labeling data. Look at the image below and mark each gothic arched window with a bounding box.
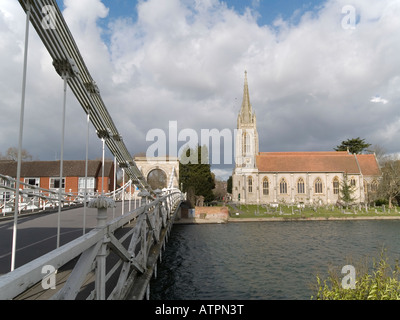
[243,131,252,156]
[333,177,340,195]
[263,178,269,195]
[248,176,253,193]
[242,132,247,156]
[297,178,305,194]
[371,180,378,192]
[280,178,287,194]
[314,178,323,194]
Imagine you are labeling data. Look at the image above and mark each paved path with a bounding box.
[228,203,247,216]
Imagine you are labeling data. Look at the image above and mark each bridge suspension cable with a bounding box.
[17,0,154,195]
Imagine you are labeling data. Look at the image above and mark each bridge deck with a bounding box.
[7,199,180,300]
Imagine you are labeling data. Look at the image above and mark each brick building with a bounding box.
[0,160,115,196]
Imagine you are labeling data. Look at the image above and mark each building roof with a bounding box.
[134,156,179,162]
[0,160,114,178]
[256,151,380,176]
[238,71,256,127]
[355,154,381,176]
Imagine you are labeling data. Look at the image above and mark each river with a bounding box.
[150,220,400,300]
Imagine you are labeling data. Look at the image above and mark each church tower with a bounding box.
[235,71,259,168]
[232,71,259,204]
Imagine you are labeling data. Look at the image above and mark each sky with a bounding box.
[0,0,399,181]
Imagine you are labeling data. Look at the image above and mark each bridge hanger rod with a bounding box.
[20,0,149,190]
[17,0,154,196]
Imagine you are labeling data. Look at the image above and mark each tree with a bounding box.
[334,137,371,154]
[339,172,356,207]
[0,147,33,161]
[366,144,387,165]
[212,178,227,200]
[147,169,167,190]
[227,176,232,194]
[378,156,400,209]
[179,145,215,203]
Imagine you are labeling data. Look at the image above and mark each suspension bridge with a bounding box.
[0,0,185,299]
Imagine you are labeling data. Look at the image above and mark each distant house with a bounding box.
[0,160,115,198]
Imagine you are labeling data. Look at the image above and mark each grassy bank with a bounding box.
[227,204,400,220]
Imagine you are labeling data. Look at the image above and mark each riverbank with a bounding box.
[174,203,400,224]
[228,215,400,222]
[175,215,400,224]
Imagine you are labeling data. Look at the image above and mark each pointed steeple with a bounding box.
[238,70,255,125]
[235,70,259,169]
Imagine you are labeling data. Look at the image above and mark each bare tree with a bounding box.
[212,179,227,200]
[367,144,387,166]
[378,155,400,208]
[0,147,33,161]
[147,169,167,190]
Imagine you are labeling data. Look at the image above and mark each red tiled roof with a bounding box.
[0,160,114,178]
[256,152,380,176]
[356,154,381,176]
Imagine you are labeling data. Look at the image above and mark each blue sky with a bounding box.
[225,0,326,24]
[57,0,327,27]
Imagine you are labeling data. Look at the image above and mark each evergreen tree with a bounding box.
[334,137,371,154]
[339,172,356,207]
[227,176,233,194]
[179,145,215,203]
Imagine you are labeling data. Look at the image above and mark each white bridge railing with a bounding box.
[0,189,184,300]
[0,173,139,216]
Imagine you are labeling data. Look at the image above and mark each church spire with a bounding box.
[235,70,259,169]
[239,70,254,125]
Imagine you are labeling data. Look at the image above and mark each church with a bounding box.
[232,72,381,205]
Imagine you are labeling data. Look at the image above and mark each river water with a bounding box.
[150,220,400,300]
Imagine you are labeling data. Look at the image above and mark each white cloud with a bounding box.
[0,0,399,175]
[370,96,389,104]
[212,168,232,181]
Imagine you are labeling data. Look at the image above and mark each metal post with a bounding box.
[113,157,116,218]
[88,196,115,300]
[95,229,107,300]
[57,73,68,249]
[122,168,125,216]
[83,113,90,235]
[128,180,131,212]
[101,138,105,195]
[96,204,107,300]
[134,191,136,210]
[146,284,150,300]
[11,4,30,271]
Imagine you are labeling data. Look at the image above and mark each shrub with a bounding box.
[375,199,389,206]
[312,249,400,300]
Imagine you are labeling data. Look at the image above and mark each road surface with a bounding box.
[0,200,139,274]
